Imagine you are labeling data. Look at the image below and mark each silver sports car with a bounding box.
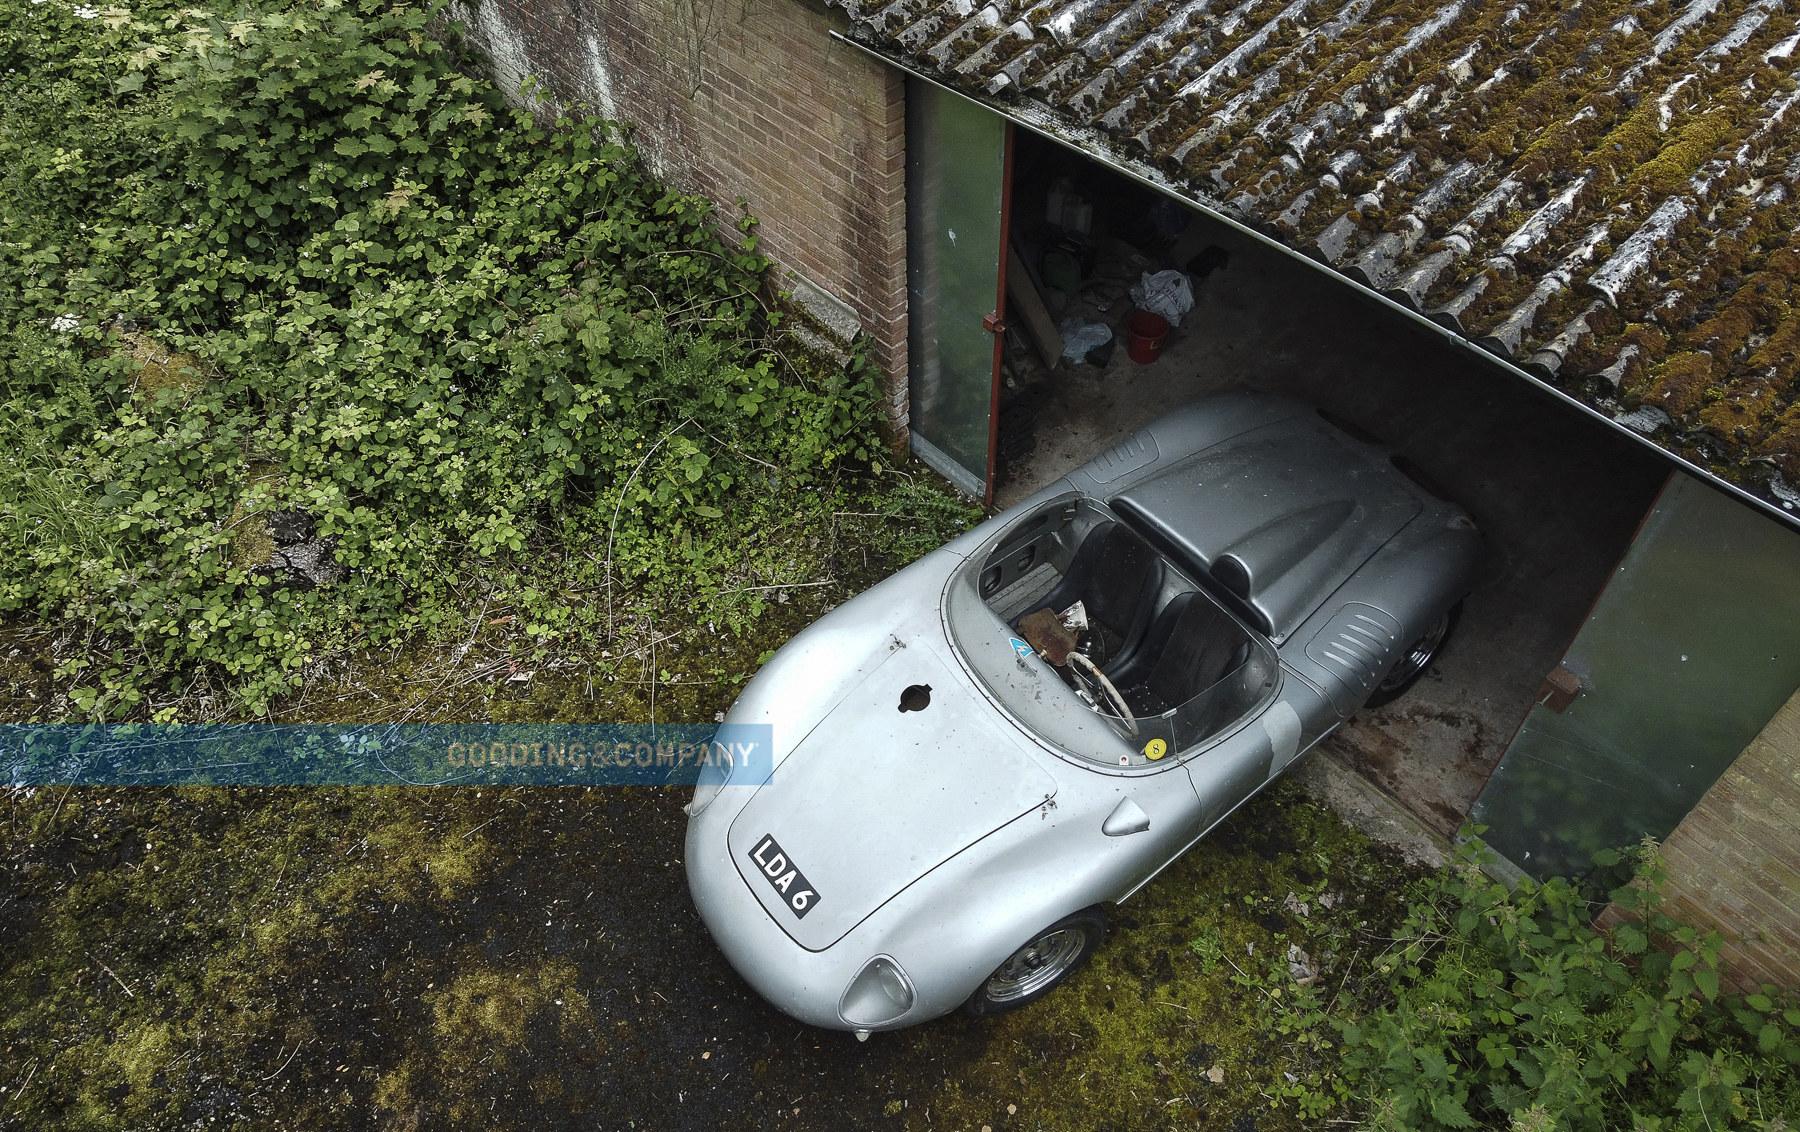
[685,392,1480,1035]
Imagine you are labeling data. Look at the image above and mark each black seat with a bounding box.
[1035,521,1162,671]
[1114,593,1249,718]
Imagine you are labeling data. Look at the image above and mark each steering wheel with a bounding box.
[1067,652,1138,738]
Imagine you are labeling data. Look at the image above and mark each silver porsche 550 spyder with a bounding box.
[685,392,1480,1035]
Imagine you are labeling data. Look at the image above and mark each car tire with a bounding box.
[1364,602,1461,709]
[964,908,1107,1017]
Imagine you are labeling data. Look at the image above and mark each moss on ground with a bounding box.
[1,769,1415,1131]
[906,783,1417,1131]
[374,960,597,1124]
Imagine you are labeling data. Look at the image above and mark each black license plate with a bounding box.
[747,834,821,919]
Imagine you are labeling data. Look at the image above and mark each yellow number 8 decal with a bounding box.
[1143,737,1168,761]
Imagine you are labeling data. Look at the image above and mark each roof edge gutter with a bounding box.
[834,31,1800,534]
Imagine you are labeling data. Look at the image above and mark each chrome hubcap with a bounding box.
[1376,612,1450,694]
[984,928,1087,1002]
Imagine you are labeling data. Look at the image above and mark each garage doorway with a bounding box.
[913,122,1671,838]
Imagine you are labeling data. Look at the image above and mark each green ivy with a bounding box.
[0,1,897,716]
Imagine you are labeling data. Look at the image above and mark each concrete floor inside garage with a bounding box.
[994,183,1670,837]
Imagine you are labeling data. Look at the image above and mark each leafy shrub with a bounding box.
[1208,838,1800,1128]
[1330,840,1800,1129]
[0,1,906,716]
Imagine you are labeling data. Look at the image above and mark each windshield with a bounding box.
[945,494,1279,768]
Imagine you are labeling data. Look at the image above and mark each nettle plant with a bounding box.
[0,1,886,716]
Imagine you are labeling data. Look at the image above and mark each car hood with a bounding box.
[727,638,1058,951]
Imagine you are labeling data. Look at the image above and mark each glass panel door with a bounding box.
[905,78,1010,502]
[1472,474,1800,875]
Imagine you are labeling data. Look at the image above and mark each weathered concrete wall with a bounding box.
[452,0,910,430]
[1656,689,1800,990]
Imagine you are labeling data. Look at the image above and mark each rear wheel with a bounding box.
[964,909,1106,1017]
[1365,603,1460,708]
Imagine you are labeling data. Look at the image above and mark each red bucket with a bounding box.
[1124,309,1170,363]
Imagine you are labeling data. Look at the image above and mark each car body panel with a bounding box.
[685,391,1482,1031]
[727,644,1059,951]
[1110,418,1422,642]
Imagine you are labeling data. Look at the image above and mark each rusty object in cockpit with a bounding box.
[1016,607,1079,666]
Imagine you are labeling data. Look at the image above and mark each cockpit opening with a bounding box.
[966,496,1278,758]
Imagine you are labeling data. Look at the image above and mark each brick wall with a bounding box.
[451,0,910,431]
[1654,688,1800,990]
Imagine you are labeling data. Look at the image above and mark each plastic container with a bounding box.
[1124,309,1171,363]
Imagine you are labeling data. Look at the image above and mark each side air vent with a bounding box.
[1086,433,1158,484]
[1304,603,1403,714]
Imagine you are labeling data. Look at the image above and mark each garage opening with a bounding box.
[915,111,1671,838]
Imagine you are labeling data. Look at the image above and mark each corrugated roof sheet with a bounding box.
[833,0,1800,511]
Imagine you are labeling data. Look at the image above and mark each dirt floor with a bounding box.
[996,220,1670,837]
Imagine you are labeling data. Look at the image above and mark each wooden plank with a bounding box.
[1007,244,1062,370]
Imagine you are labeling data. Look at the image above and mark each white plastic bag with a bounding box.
[1058,318,1112,363]
[1129,269,1195,328]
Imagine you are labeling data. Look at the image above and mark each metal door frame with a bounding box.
[981,123,1015,507]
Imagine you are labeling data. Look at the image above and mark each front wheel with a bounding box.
[964,909,1107,1017]
[1365,602,1460,709]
